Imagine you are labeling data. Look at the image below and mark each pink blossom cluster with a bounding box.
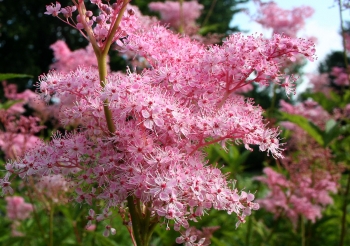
[2,81,47,117]
[5,196,34,237]
[279,99,331,129]
[251,0,314,38]
[344,33,350,52]
[256,100,341,225]
[44,1,152,48]
[36,174,71,204]
[309,66,349,97]
[331,66,350,86]
[1,0,316,239]
[248,0,316,92]
[309,73,332,96]
[48,40,113,125]
[255,165,338,225]
[0,82,46,159]
[5,196,34,221]
[50,40,108,73]
[176,226,219,246]
[149,1,203,34]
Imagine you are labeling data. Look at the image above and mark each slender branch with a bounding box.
[26,190,48,245]
[73,0,101,56]
[102,0,130,56]
[202,0,218,27]
[338,0,349,71]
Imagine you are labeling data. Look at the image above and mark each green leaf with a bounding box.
[279,112,324,146]
[198,24,220,35]
[0,100,23,110]
[210,236,227,246]
[323,119,340,146]
[0,73,33,80]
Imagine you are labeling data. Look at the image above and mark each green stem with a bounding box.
[142,206,151,243]
[263,208,285,245]
[267,84,278,117]
[101,0,130,56]
[26,190,48,245]
[95,0,129,134]
[73,0,100,55]
[178,0,184,34]
[202,0,218,27]
[128,196,143,246]
[301,216,305,246]
[339,171,350,246]
[245,212,253,246]
[49,204,54,246]
[96,42,116,134]
[144,221,158,245]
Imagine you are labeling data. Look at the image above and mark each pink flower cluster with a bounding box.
[252,0,314,38]
[309,73,332,96]
[5,196,34,237]
[44,1,144,48]
[36,174,71,204]
[256,166,338,225]
[279,99,331,129]
[5,196,33,221]
[0,82,46,159]
[50,40,108,73]
[256,100,341,225]
[149,0,203,34]
[1,0,316,238]
[331,66,350,86]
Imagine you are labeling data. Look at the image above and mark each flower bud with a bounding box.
[127,9,135,16]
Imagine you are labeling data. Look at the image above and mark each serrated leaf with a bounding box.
[279,112,324,146]
[0,73,33,80]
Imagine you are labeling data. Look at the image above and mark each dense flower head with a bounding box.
[2,0,316,238]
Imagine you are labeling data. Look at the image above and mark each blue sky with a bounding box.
[230,0,348,91]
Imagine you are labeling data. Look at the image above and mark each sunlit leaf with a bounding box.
[0,73,33,80]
